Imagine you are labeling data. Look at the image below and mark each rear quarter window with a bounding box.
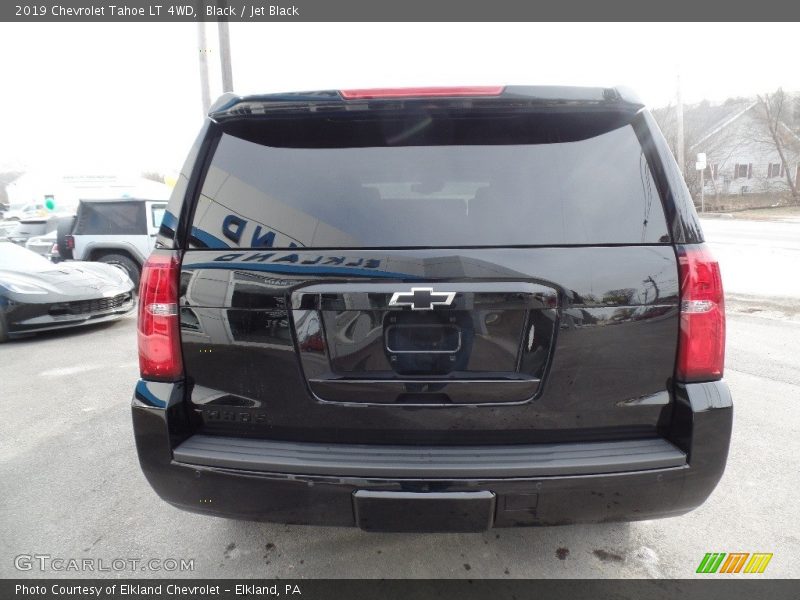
[151,204,167,228]
[188,123,669,249]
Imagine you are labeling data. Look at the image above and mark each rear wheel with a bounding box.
[97,253,140,288]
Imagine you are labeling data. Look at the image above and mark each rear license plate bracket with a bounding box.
[384,323,462,354]
[353,490,495,532]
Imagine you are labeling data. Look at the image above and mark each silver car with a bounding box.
[25,230,60,261]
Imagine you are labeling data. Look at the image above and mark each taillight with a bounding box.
[65,235,75,250]
[138,251,182,381]
[339,86,505,100]
[676,244,725,382]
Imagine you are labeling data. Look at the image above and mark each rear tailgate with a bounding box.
[176,88,679,445]
[181,246,677,444]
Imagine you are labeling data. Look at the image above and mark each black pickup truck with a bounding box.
[132,86,731,532]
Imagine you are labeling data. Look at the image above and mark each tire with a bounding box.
[0,311,8,343]
[97,253,141,288]
[55,216,76,259]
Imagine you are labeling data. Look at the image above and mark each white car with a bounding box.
[58,198,167,286]
[25,230,60,261]
[2,202,48,221]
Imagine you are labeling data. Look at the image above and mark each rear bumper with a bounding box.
[131,380,732,531]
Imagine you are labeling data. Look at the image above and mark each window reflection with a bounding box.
[189,126,670,249]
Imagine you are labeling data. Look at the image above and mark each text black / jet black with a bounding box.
[132,86,731,532]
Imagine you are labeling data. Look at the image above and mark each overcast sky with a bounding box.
[0,22,797,174]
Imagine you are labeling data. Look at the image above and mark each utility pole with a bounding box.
[218,19,234,92]
[197,22,211,116]
[676,73,685,175]
[700,166,705,212]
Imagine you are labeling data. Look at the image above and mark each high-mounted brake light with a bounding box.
[339,86,505,100]
[138,251,182,381]
[676,244,725,382]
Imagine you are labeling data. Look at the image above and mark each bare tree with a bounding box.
[654,101,749,203]
[0,171,23,208]
[653,102,700,193]
[755,89,799,203]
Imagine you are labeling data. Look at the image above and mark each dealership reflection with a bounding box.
[180,269,293,349]
[178,245,680,412]
[186,126,670,250]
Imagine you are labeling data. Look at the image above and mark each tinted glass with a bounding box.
[74,201,145,235]
[189,125,669,249]
[641,111,703,243]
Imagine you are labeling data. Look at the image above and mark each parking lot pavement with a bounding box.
[1,306,799,579]
[701,218,800,300]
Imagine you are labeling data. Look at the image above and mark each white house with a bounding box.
[690,102,800,197]
[654,94,800,203]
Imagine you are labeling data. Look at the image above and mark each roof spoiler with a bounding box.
[208,86,645,122]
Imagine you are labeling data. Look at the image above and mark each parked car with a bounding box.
[5,215,63,246]
[1,202,48,222]
[0,241,135,341]
[132,86,731,532]
[0,220,18,241]
[57,198,167,287]
[25,230,61,262]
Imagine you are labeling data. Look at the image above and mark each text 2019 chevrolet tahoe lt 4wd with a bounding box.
[132,86,731,532]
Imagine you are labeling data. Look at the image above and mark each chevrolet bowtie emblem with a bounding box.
[388,287,456,311]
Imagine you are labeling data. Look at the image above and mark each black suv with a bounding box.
[132,86,731,532]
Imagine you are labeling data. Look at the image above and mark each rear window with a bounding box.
[188,122,669,249]
[74,201,145,235]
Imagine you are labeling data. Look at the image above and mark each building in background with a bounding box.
[654,93,800,210]
[4,172,171,217]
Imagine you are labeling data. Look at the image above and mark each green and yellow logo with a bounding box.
[696,552,773,574]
